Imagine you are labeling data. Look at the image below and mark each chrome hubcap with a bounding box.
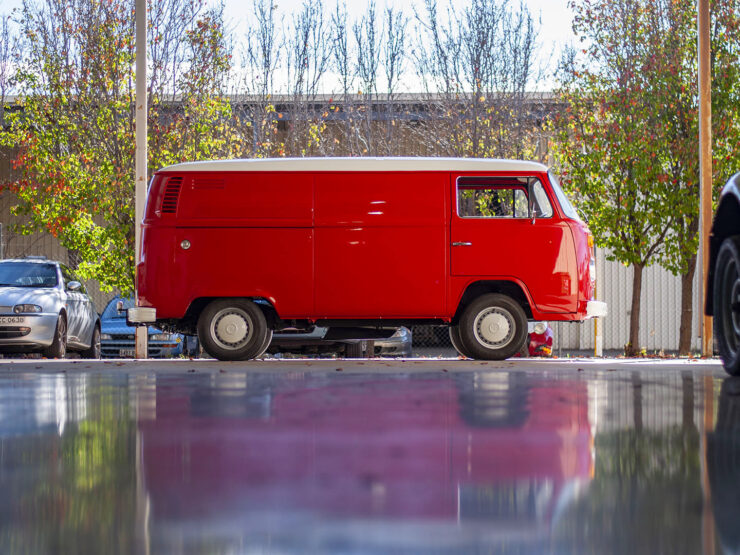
[473,307,515,349]
[211,308,253,350]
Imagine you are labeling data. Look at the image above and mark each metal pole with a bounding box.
[698,0,713,357]
[134,0,148,359]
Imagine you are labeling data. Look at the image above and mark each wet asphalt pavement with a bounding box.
[0,357,736,554]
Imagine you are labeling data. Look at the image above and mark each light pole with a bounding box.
[134,0,148,359]
[698,0,713,357]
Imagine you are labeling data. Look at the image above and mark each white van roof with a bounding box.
[160,157,548,173]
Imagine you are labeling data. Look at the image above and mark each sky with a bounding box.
[2,0,576,90]
[220,0,575,90]
[220,0,575,85]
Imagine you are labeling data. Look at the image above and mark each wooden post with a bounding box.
[698,0,713,357]
[134,0,148,359]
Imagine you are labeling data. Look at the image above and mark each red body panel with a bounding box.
[314,172,447,317]
[138,167,594,323]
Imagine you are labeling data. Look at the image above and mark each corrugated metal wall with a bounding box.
[556,247,703,354]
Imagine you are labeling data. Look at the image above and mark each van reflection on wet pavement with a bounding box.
[0,362,731,554]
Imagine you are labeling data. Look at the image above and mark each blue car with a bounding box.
[100,296,189,358]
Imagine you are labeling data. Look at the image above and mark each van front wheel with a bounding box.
[459,294,527,360]
[198,299,269,361]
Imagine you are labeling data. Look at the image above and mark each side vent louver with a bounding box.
[161,177,183,214]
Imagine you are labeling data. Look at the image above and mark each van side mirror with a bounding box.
[67,280,82,292]
[116,300,124,313]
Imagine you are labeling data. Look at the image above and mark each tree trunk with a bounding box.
[678,252,697,356]
[626,262,644,356]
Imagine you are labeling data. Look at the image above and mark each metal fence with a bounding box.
[1,186,705,356]
[0,212,113,312]
[410,246,704,357]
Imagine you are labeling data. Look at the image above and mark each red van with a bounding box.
[130,158,606,361]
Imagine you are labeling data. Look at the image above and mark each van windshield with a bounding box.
[548,171,582,222]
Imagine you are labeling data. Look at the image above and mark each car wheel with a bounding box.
[44,315,67,359]
[197,299,269,361]
[255,329,273,358]
[344,341,364,358]
[448,325,474,359]
[81,325,101,359]
[714,235,740,375]
[458,293,527,360]
[518,336,530,358]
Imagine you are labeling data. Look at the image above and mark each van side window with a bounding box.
[457,177,552,219]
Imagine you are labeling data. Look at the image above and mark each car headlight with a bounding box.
[13,304,42,314]
[533,322,547,335]
[150,333,175,341]
[100,333,113,340]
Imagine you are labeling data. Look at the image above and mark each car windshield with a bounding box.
[548,171,583,222]
[102,297,135,319]
[0,262,58,287]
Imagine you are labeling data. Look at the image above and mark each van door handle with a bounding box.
[452,242,472,247]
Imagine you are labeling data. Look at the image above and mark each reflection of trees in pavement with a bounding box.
[708,377,740,554]
[553,372,703,554]
[0,374,139,554]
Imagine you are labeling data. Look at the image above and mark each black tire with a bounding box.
[81,325,101,359]
[197,299,269,361]
[344,341,364,358]
[458,293,527,360]
[448,325,473,359]
[255,329,273,358]
[714,235,740,375]
[518,335,530,358]
[44,315,67,359]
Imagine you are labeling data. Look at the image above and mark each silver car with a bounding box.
[0,257,101,358]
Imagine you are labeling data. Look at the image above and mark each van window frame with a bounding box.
[455,175,554,220]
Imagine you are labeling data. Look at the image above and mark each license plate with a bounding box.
[0,316,26,325]
[119,348,135,357]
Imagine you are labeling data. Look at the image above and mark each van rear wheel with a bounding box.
[458,293,527,360]
[198,299,269,361]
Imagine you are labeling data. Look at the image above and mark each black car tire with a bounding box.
[81,325,101,359]
[344,341,364,358]
[518,336,530,358]
[458,293,527,361]
[44,315,67,359]
[255,329,273,358]
[448,325,474,359]
[714,235,740,375]
[197,299,269,361]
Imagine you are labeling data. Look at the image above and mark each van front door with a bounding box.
[450,174,577,314]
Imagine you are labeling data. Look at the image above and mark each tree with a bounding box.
[284,0,331,156]
[0,13,18,130]
[551,0,740,355]
[0,0,234,294]
[413,0,543,159]
[233,0,285,158]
